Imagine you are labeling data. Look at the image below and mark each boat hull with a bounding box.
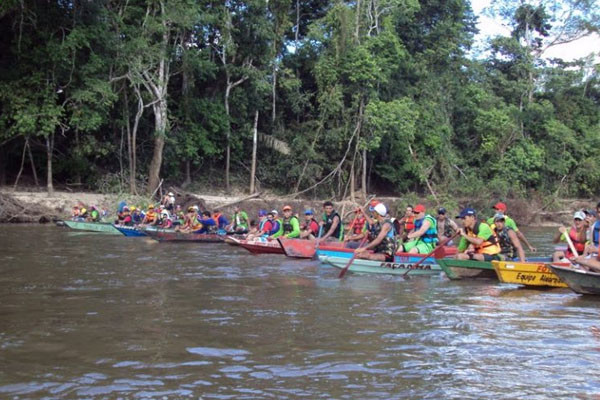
[549,264,600,295]
[319,255,442,276]
[492,260,567,288]
[63,220,121,235]
[145,230,224,242]
[114,225,148,237]
[317,245,456,264]
[226,237,284,254]
[277,238,345,258]
[436,258,496,280]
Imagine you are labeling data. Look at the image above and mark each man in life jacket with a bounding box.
[553,211,587,261]
[158,210,173,229]
[176,205,199,232]
[269,205,300,239]
[228,206,249,234]
[491,213,526,262]
[456,207,501,261]
[403,204,438,254]
[488,202,536,253]
[195,211,218,234]
[583,204,600,256]
[131,206,143,225]
[118,207,133,226]
[300,209,320,239]
[246,210,269,240]
[141,205,159,226]
[343,208,368,248]
[319,201,343,242]
[355,203,396,261]
[436,207,458,243]
[212,209,229,230]
[396,205,415,243]
[87,205,101,222]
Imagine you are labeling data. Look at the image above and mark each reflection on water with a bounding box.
[0,225,599,399]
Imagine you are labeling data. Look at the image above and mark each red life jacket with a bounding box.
[566,227,586,258]
[352,217,366,234]
[404,216,415,231]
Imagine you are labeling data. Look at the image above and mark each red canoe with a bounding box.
[226,236,284,254]
[277,238,346,259]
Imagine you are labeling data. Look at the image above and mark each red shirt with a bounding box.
[261,220,273,233]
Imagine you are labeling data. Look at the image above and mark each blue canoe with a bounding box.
[114,225,147,237]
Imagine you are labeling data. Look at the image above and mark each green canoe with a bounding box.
[436,258,498,280]
[63,220,121,235]
[319,255,442,276]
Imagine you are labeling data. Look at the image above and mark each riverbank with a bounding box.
[0,187,593,226]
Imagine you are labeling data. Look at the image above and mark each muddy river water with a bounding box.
[1,225,599,399]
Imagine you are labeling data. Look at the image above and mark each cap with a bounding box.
[168,192,174,196]
[148,204,155,209]
[456,207,476,219]
[493,202,507,212]
[573,211,585,220]
[374,203,387,217]
[282,205,292,211]
[258,209,267,216]
[123,206,130,211]
[414,204,426,213]
[130,206,136,211]
[192,205,199,211]
[161,211,169,217]
[304,209,314,215]
[438,207,446,215]
[271,209,279,215]
[493,212,506,221]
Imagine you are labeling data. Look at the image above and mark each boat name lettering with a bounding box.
[380,262,431,270]
[539,274,562,284]
[536,265,552,273]
[515,272,536,283]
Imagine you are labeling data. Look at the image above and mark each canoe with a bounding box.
[277,238,345,259]
[316,245,457,261]
[226,236,284,254]
[436,258,497,280]
[63,220,121,235]
[549,264,600,295]
[492,260,567,288]
[145,230,224,242]
[114,225,148,237]
[319,255,442,276]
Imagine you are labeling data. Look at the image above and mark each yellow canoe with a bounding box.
[492,260,568,288]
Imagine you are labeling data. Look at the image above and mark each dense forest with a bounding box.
[0,0,598,201]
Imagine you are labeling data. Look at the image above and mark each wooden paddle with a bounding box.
[313,224,324,258]
[338,236,369,278]
[563,227,579,258]
[402,231,460,277]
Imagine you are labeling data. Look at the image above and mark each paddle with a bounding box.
[563,227,579,258]
[313,224,325,258]
[402,231,460,278]
[338,236,369,278]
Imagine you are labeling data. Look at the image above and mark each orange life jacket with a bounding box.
[404,216,415,231]
[466,222,501,255]
[352,217,366,234]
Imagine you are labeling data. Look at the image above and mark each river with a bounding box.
[1,225,599,399]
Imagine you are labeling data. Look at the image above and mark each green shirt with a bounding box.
[486,215,519,232]
[231,211,249,229]
[458,222,495,252]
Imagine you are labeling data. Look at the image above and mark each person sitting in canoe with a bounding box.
[456,207,502,261]
[553,211,587,261]
[158,209,173,229]
[175,206,198,232]
[574,252,600,273]
[86,205,101,222]
[402,204,438,254]
[141,205,159,226]
[246,210,270,240]
[194,211,218,234]
[355,203,396,261]
[212,209,229,231]
[117,206,133,226]
[436,207,458,244]
[396,204,415,244]
[130,206,143,225]
[344,204,379,249]
[228,206,249,234]
[491,213,526,262]
[268,205,300,239]
[319,201,343,242]
[583,204,600,256]
[299,209,320,239]
[488,202,536,253]
[342,208,367,247]
[71,205,83,220]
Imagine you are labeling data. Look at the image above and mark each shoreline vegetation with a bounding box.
[1,186,593,227]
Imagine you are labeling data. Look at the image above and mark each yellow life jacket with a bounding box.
[466,222,501,255]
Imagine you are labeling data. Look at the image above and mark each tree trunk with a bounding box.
[224,82,232,193]
[26,139,38,186]
[148,99,167,196]
[250,110,258,194]
[46,133,54,196]
[362,148,367,198]
[272,62,277,124]
[129,85,143,195]
[13,138,27,190]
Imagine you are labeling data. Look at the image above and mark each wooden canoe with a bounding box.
[319,255,442,276]
[226,236,284,254]
[145,230,224,242]
[492,260,567,288]
[549,264,600,295]
[63,220,121,235]
[436,258,497,280]
[277,238,345,259]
